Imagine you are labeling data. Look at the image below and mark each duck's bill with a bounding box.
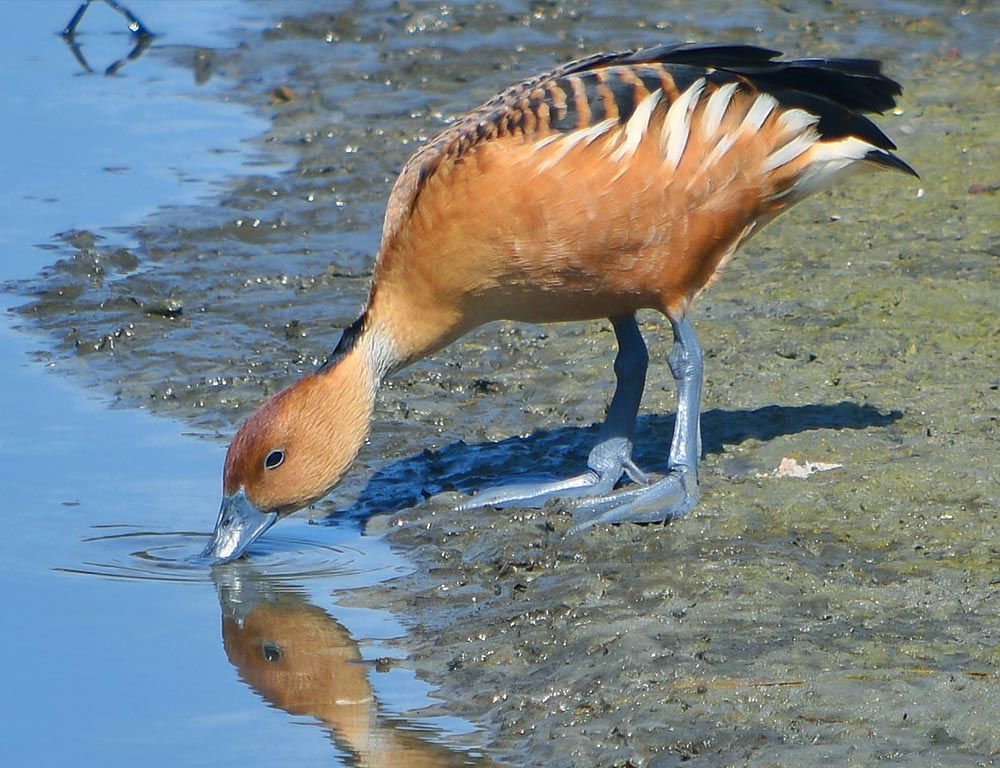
[201,489,278,563]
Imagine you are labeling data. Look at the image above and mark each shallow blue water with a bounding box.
[0,3,473,765]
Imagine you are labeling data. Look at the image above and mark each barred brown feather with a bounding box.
[381,42,915,251]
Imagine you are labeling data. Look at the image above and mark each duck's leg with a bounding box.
[460,314,650,509]
[568,314,702,534]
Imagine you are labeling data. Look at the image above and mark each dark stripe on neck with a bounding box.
[317,313,366,373]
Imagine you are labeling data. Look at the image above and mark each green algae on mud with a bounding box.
[11,1,1000,766]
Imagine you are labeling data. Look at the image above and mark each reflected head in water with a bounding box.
[213,565,490,767]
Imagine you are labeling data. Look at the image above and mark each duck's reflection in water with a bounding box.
[213,567,489,767]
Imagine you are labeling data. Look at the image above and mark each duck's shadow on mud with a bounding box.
[326,401,901,523]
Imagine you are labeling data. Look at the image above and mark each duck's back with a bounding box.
[371,43,914,334]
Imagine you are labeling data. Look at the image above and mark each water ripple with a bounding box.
[57,525,371,583]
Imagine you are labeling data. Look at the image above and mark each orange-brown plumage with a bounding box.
[222,342,377,514]
[204,43,916,560]
[219,584,492,766]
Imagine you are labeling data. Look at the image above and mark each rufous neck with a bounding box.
[362,281,470,375]
[319,313,403,387]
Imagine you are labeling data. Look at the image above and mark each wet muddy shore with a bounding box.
[11,2,999,766]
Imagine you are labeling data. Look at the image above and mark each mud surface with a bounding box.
[11,1,1000,766]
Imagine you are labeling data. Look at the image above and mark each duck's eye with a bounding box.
[264,449,285,470]
[261,641,283,663]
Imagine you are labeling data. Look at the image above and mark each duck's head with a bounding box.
[202,366,375,562]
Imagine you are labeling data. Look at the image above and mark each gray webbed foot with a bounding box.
[564,314,705,534]
[460,315,649,511]
[458,435,648,511]
[459,314,705,533]
[567,468,698,535]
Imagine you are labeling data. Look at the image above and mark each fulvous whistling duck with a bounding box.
[203,43,916,561]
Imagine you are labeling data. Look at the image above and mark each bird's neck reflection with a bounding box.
[213,566,487,767]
